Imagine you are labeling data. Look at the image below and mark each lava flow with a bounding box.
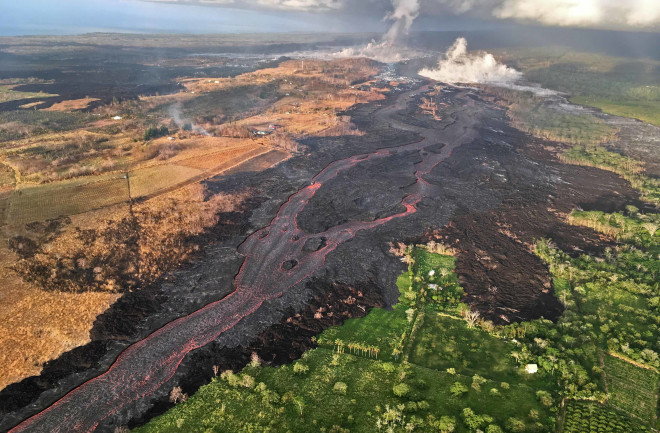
[10,84,480,433]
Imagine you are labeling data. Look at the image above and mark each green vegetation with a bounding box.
[397,247,464,311]
[568,210,660,251]
[603,355,659,422]
[502,48,660,127]
[316,308,409,362]
[137,220,660,432]
[143,125,170,141]
[135,246,555,433]
[570,96,660,128]
[487,87,616,147]
[0,85,56,103]
[410,315,524,384]
[562,401,649,433]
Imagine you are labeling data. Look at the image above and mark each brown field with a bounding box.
[0,269,119,389]
[43,97,100,111]
[18,101,43,109]
[127,164,203,198]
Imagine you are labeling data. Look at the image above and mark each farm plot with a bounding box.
[176,143,267,172]
[603,354,659,423]
[316,308,411,362]
[562,401,649,433]
[6,174,129,224]
[127,164,203,199]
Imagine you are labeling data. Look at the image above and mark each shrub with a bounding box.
[293,362,309,375]
[333,382,348,395]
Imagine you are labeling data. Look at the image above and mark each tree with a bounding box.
[393,383,411,397]
[462,408,485,430]
[536,390,553,407]
[293,396,305,416]
[464,309,480,328]
[169,386,187,404]
[449,381,468,397]
[506,417,526,433]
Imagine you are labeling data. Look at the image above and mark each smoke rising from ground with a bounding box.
[419,37,522,84]
[168,102,210,136]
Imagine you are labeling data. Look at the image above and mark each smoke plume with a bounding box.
[168,102,210,136]
[418,37,522,84]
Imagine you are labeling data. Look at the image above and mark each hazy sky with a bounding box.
[1,0,658,36]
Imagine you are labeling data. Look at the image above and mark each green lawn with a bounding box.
[316,308,411,362]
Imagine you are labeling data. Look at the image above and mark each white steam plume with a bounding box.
[332,0,423,62]
[419,38,522,84]
[384,0,421,45]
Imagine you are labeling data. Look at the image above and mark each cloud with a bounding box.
[144,0,660,29]
[419,37,522,84]
[146,0,342,11]
[476,0,660,28]
[255,0,342,11]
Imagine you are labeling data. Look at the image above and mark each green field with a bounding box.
[570,96,660,128]
[603,355,659,423]
[502,48,660,128]
[0,85,56,103]
[410,314,523,383]
[316,308,410,362]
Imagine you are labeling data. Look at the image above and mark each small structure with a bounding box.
[113,116,122,120]
[525,364,538,374]
[167,137,175,141]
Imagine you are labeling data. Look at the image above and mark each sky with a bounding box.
[0,0,658,36]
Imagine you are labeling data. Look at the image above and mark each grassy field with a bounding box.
[500,48,660,127]
[603,355,659,423]
[128,164,203,198]
[410,314,522,383]
[0,85,56,103]
[570,96,660,127]
[316,308,411,363]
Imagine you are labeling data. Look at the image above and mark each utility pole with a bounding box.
[125,172,133,214]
